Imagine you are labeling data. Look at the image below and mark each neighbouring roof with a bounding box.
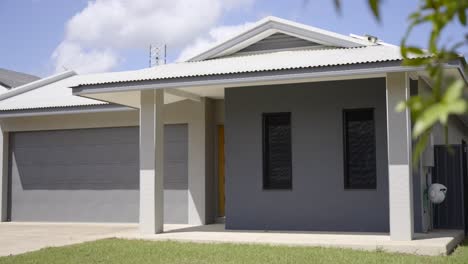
[0,71,107,111]
[74,45,424,87]
[0,68,39,89]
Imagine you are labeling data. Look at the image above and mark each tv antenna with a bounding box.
[149,44,167,67]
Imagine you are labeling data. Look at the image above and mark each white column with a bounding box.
[139,90,164,234]
[188,98,207,225]
[0,126,8,222]
[386,72,414,241]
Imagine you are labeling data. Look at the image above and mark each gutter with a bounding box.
[0,104,134,118]
[72,59,466,96]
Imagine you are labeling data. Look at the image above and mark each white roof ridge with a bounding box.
[0,70,76,101]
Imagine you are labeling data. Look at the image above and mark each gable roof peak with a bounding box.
[187,16,375,62]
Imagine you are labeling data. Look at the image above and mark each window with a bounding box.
[263,112,292,189]
[343,109,376,189]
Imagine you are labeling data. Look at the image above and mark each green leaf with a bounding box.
[412,130,430,166]
[442,79,465,103]
[413,104,446,137]
[395,101,407,112]
[368,0,380,21]
[406,46,425,55]
[446,99,467,114]
[429,30,439,53]
[402,57,429,66]
[459,7,467,25]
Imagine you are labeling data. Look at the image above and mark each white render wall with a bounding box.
[164,98,215,225]
[0,99,215,226]
[139,90,164,233]
[386,72,414,241]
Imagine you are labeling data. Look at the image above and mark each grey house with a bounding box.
[0,17,467,242]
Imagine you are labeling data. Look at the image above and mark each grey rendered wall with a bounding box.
[410,79,423,233]
[225,78,390,232]
[162,99,216,225]
[413,164,423,233]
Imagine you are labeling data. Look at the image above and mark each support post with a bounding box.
[0,126,8,222]
[139,90,164,234]
[386,72,414,241]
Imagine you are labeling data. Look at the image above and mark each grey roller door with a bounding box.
[8,125,188,223]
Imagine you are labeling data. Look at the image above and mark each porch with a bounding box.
[67,59,468,243]
[117,223,464,256]
[72,72,420,239]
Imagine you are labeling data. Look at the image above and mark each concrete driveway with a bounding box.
[0,222,137,256]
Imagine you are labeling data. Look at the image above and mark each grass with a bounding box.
[0,239,468,264]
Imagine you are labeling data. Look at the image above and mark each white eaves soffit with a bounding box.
[187,16,372,61]
[80,88,202,109]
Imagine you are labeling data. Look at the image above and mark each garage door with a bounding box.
[7,125,188,223]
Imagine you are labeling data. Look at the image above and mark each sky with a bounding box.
[0,0,466,78]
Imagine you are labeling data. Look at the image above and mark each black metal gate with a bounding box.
[432,145,465,230]
[462,140,468,235]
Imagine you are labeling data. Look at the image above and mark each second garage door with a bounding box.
[8,124,188,223]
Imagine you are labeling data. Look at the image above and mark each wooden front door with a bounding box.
[218,125,225,216]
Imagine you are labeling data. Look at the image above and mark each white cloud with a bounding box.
[176,22,256,61]
[52,42,119,74]
[52,0,253,74]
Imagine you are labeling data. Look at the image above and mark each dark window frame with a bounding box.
[343,108,377,190]
[262,112,292,190]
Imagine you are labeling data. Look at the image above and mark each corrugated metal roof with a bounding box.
[0,73,106,111]
[75,45,422,87]
[0,68,39,88]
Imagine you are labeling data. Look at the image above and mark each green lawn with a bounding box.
[0,239,467,264]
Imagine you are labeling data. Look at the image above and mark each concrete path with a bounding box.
[0,222,464,257]
[0,222,136,257]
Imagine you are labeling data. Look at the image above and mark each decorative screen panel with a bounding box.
[263,113,292,189]
[343,109,376,189]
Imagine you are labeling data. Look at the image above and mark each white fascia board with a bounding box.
[188,16,370,62]
[0,105,133,118]
[74,64,444,97]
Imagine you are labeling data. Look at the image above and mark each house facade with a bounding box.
[0,17,466,241]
